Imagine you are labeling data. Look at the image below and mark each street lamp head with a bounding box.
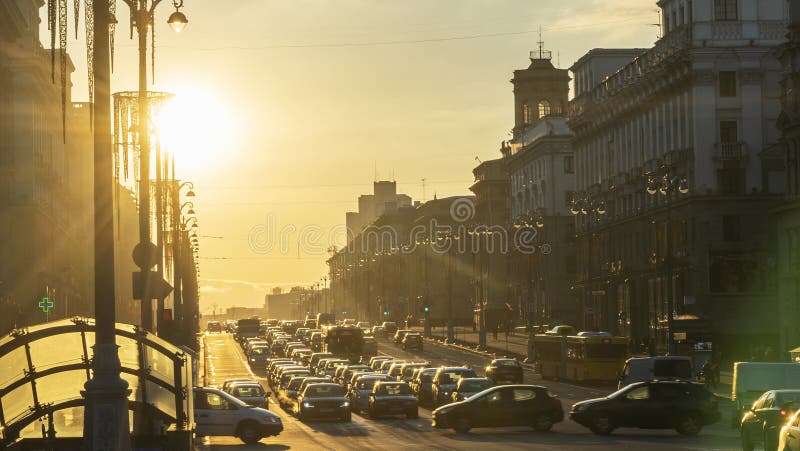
[569,204,580,215]
[596,202,606,216]
[678,178,689,195]
[187,209,195,215]
[185,190,196,197]
[167,10,189,33]
[658,185,669,196]
[646,178,658,195]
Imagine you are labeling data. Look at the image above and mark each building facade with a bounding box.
[345,181,412,236]
[0,0,95,333]
[568,0,787,357]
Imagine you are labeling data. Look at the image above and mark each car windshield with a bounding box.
[288,378,305,390]
[440,370,476,382]
[377,384,412,396]
[358,378,383,390]
[306,385,346,397]
[251,347,268,355]
[495,360,519,367]
[234,386,264,397]
[461,380,491,392]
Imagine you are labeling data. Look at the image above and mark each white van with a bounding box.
[617,356,693,389]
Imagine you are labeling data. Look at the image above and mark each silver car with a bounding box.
[226,381,270,409]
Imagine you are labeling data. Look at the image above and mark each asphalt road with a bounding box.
[197,332,741,450]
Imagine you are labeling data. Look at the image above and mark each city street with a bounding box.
[198,332,740,450]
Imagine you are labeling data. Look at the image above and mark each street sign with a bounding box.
[132,271,173,300]
[132,242,159,269]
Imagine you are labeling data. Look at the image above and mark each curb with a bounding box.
[422,335,537,370]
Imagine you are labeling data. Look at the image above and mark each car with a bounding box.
[371,326,387,339]
[402,333,423,351]
[356,321,372,333]
[570,380,720,436]
[382,322,398,335]
[276,369,311,392]
[368,356,392,370]
[193,387,283,444]
[618,356,693,389]
[779,409,800,451]
[740,389,800,451]
[348,374,393,413]
[294,327,310,342]
[271,365,306,389]
[220,378,257,392]
[309,352,334,370]
[296,383,352,422]
[411,367,439,404]
[432,384,563,434]
[322,359,351,378]
[227,382,270,409]
[278,376,307,411]
[368,381,419,419]
[394,329,412,345]
[399,362,429,383]
[451,378,493,402]
[340,365,373,389]
[379,360,405,374]
[207,321,223,333]
[485,358,524,385]
[432,367,478,407]
[247,345,271,369]
[309,332,324,352]
[387,362,411,381]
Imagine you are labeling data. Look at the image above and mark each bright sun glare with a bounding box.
[155,89,235,173]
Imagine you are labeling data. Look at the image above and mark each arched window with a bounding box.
[522,102,532,124]
[538,100,551,119]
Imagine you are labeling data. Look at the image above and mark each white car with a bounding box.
[193,387,283,444]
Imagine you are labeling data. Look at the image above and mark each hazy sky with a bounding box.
[41,0,658,313]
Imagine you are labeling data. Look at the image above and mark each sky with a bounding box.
[40,0,659,313]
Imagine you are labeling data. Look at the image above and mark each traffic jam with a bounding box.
[198,316,732,446]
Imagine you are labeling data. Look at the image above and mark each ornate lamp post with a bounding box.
[570,196,606,331]
[646,169,689,355]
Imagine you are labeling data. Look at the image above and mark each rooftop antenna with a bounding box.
[537,26,544,59]
[530,26,552,61]
[649,9,662,40]
[557,50,561,68]
[421,178,427,202]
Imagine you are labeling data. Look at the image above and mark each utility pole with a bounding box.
[82,1,132,448]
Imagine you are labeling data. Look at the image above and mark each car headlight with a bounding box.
[303,402,314,408]
[572,403,588,412]
[250,358,256,362]
[265,415,281,424]
[443,391,451,396]
[341,401,350,407]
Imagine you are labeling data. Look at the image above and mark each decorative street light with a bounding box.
[570,195,606,332]
[646,168,689,355]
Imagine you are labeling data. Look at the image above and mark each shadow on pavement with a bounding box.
[300,420,372,437]
[204,445,290,450]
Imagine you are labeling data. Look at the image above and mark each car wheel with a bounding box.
[238,422,263,445]
[740,428,754,451]
[453,418,471,434]
[676,414,702,436]
[590,415,615,435]
[532,414,554,432]
[407,408,419,419]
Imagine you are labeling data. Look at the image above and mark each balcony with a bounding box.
[713,141,747,160]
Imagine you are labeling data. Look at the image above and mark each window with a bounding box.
[512,389,537,402]
[522,102,532,124]
[564,156,575,174]
[719,121,738,143]
[484,390,509,405]
[625,386,650,400]
[719,71,737,97]
[715,0,738,21]
[538,100,551,119]
[651,384,692,400]
[203,392,235,410]
[723,215,742,242]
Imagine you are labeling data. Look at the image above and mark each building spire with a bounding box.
[531,26,552,61]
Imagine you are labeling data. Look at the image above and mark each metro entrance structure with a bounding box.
[0,318,194,449]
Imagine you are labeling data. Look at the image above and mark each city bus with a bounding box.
[533,332,628,383]
[324,326,364,363]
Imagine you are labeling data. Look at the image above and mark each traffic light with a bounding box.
[423,305,430,313]
[383,310,389,316]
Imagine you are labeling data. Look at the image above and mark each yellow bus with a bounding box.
[533,332,628,383]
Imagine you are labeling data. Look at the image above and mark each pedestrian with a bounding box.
[493,323,499,340]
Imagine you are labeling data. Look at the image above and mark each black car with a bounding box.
[570,380,720,436]
[368,381,419,419]
[485,358,524,385]
[740,389,800,451]
[296,383,351,422]
[432,367,478,407]
[432,384,563,433]
[402,333,424,351]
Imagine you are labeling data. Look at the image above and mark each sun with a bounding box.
[155,88,236,173]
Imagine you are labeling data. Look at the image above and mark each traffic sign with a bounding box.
[132,242,159,269]
[132,271,173,300]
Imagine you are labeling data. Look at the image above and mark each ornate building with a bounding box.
[568,0,787,357]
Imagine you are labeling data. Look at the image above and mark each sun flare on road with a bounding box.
[156,87,236,172]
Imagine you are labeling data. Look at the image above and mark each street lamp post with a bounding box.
[120,0,188,331]
[570,196,606,331]
[646,170,689,355]
[81,2,132,449]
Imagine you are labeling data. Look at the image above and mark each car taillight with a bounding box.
[781,410,788,416]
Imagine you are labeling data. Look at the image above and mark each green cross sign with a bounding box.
[38,297,54,313]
